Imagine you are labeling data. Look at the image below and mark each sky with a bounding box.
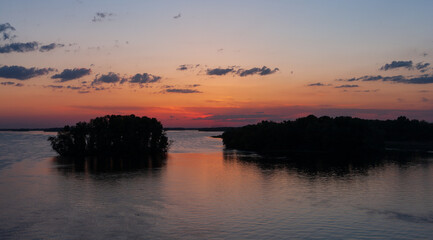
[0,0,433,128]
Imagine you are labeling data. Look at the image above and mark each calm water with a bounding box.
[0,130,433,239]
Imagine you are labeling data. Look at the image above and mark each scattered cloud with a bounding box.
[421,97,429,102]
[0,81,15,85]
[339,74,433,84]
[91,72,161,86]
[237,66,279,77]
[51,68,91,82]
[46,85,64,89]
[354,89,379,93]
[177,65,189,71]
[92,12,114,22]
[39,43,65,52]
[380,60,413,71]
[92,72,122,84]
[162,84,201,93]
[415,62,430,73]
[173,13,181,19]
[165,88,201,93]
[0,65,54,80]
[0,23,16,40]
[335,84,359,88]
[206,66,279,77]
[0,41,38,53]
[129,73,161,84]
[177,64,200,71]
[307,82,328,87]
[207,67,235,76]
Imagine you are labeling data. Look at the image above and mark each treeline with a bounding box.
[48,115,168,157]
[222,115,433,153]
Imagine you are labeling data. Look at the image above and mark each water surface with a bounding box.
[0,130,433,239]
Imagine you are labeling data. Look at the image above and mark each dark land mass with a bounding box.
[0,127,63,132]
[0,127,232,132]
[222,115,433,154]
[48,115,169,157]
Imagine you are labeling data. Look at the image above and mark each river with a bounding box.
[0,130,432,239]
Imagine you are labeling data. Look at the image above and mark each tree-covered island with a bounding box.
[48,115,169,157]
[222,115,433,154]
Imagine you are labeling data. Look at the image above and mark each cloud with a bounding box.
[421,97,429,102]
[307,82,328,87]
[177,64,189,71]
[186,84,200,88]
[162,84,201,93]
[165,88,201,93]
[339,74,433,84]
[0,41,38,53]
[129,73,161,84]
[92,72,122,84]
[0,23,16,40]
[39,43,64,52]
[206,66,279,77]
[173,13,181,19]
[380,61,413,71]
[237,66,279,77]
[92,12,114,22]
[415,62,430,73]
[335,84,359,88]
[46,85,64,89]
[51,68,91,82]
[0,81,15,85]
[0,81,22,87]
[0,65,54,80]
[176,64,200,71]
[91,72,162,86]
[354,89,379,93]
[207,68,235,76]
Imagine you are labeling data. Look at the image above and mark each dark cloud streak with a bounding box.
[380,61,413,71]
[340,74,433,84]
[0,42,38,53]
[207,68,234,76]
[165,88,201,93]
[237,66,279,77]
[335,84,359,88]
[0,65,54,80]
[39,43,65,52]
[52,68,91,82]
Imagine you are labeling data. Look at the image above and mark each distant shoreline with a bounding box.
[0,127,233,133]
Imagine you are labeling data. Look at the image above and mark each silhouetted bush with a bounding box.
[48,115,168,156]
[222,115,433,153]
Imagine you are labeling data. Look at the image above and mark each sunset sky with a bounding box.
[1,0,433,128]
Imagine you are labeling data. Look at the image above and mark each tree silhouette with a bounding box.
[48,115,168,157]
[222,115,433,154]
